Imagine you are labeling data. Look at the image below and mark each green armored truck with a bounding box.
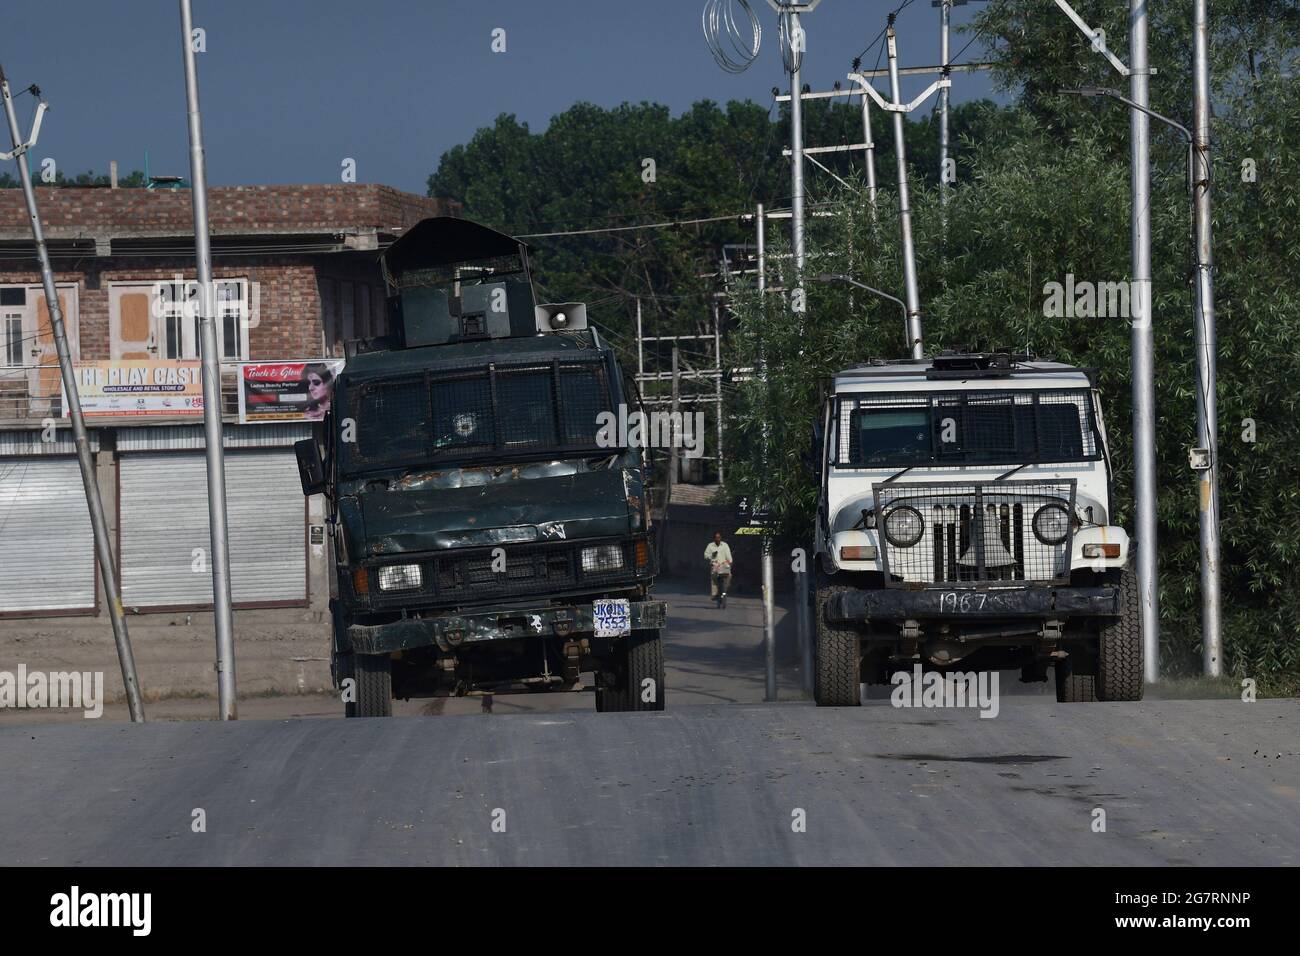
[295,218,665,716]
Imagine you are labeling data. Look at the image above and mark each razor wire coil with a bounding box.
[702,0,763,74]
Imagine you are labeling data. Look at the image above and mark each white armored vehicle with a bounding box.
[811,351,1142,705]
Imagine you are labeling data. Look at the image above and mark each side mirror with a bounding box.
[294,438,326,496]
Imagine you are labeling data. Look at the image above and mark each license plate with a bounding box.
[593,598,631,637]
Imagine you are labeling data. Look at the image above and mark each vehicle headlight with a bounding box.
[581,544,624,573]
[1032,504,1071,545]
[883,506,924,547]
[378,563,422,591]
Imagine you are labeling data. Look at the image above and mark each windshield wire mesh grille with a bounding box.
[874,480,1077,586]
[836,389,1098,467]
[351,360,610,466]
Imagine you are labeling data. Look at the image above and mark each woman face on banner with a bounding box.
[302,364,335,420]
[307,371,331,406]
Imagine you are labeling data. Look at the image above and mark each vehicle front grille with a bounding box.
[365,535,655,608]
[873,480,1076,587]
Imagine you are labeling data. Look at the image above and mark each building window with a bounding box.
[2,288,27,368]
[1,283,77,367]
[341,281,355,342]
[110,278,248,361]
[319,278,339,356]
[218,281,246,361]
[3,316,22,367]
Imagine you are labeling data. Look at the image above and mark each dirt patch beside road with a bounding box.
[0,609,334,709]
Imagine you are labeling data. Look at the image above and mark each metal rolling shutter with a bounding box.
[119,449,305,608]
[0,458,96,612]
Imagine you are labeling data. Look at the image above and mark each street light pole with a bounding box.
[1191,0,1223,676]
[1052,0,1162,684]
[0,69,146,723]
[1127,0,1161,685]
[816,273,909,351]
[181,0,238,718]
[756,204,777,702]
[1065,82,1222,678]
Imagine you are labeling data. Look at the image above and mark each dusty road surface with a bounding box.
[0,698,1296,866]
[2,580,1297,865]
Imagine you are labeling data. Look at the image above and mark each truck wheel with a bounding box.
[353,653,392,718]
[814,584,861,707]
[1054,655,1097,702]
[596,629,665,712]
[1097,569,1144,702]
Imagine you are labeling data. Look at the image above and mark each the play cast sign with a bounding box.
[63,360,203,417]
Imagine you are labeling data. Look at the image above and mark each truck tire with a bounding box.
[353,653,392,718]
[814,584,861,707]
[1054,656,1097,702]
[1097,569,1144,702]
[596,629,665,712]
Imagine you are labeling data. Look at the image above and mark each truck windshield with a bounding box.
[836,389,1099,467]
[345,360,612,471]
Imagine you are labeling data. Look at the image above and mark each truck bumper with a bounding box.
[827,586,1120,622]
[348,600,668,655]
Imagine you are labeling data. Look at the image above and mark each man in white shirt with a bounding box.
[703,531,733,609]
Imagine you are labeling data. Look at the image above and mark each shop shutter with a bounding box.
[0,457,96,613]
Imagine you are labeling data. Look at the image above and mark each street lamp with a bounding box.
[1064,87,1193,177]
[813,273,913,357]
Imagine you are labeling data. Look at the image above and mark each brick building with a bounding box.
[0,183,459,618]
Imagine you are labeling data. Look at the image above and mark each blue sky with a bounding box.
[3,1,999,196]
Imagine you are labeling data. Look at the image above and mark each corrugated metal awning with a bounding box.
[0,430,100,456]
[114,423,311,452]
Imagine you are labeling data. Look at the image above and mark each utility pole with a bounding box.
[860,94,879,224]
[0,69,146,723]
[756,204,777,701]
[660,344,681,568]
[851,25,953,359]
[1052,0,1161,682]
[937,0,952,210]
[1191,0,1222,676]
[933,1,986,213]
[767,2,820,304]
[885,22,927,358]
[636,298,644,390]
[181,0,238,718]
[712,299,724,486]
[1128,0,1161,683]
[785,5,807,280]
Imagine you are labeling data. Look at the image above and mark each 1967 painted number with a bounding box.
[938,591,988,613]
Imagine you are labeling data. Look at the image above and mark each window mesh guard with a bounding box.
[837,389,1098,467]
[353,360,610,466]
[873,480,1077,586]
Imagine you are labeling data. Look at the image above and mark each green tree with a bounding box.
[726,27,1300,682]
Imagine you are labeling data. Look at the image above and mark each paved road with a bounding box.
[2,580,1297,865]
[2,696,1297,865]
